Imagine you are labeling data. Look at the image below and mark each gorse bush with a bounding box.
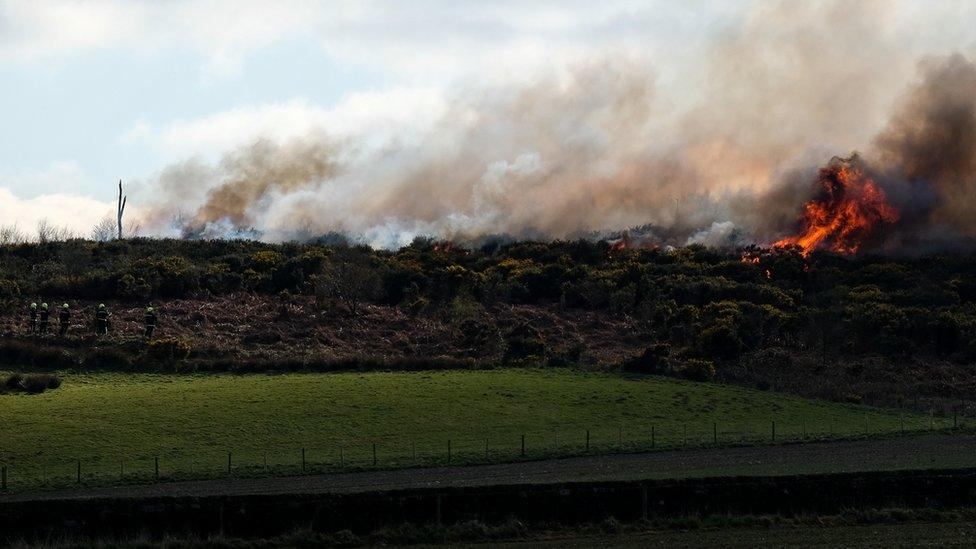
[675,358,716,382]
[147,337,192,362]
[2,238,976,365]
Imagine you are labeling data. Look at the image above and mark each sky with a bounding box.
[2,0,976,241]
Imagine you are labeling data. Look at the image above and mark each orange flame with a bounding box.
[433,241,455,253]
[774,158,899,256]
[740,251,761,264]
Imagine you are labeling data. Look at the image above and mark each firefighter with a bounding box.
[27,302,38,334]
[95,303,108,335]
[38,303,50,334]
[58,303,71,337]
[144,306,157,339]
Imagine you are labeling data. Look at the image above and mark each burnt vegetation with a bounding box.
[1,238,976,410]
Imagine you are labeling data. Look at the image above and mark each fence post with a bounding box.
[521,434,526,457]
[771,421,776,442]
[713,423,717,445]
[641,484,648,520]
[227,451,232,475]
[585,429,590,453]
[120,459,124,479]
[412,442,417,462]
[372,442,377,466]
[651,426,655,449]
[302,448,306,472]
[447,440,452,463]
[77,459,81,484]
[2,465,6,491]
[485,438,489,460]
[155,456,159,481]
[340,447,344,467]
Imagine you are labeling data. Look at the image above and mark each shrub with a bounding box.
[116,273,152,300]
[675,358,716,382]
[0,340,74,369]
[1,373,61,394]
[621,344,672,374]
[696,322,744,360]
[3,373,24,391]
[547,340,585,368]
[45,374,62,389]
[503,323,546,364]
[0,278,20,299]
[746,347,792,371]
[84,347,135,370]
[249,250,284,271]
[22,373,59,393]
[147,337,192,362]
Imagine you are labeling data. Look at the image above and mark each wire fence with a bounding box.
[0,412,964,494]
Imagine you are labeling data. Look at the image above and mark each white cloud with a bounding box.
[0,161,118,235]
[0,0,321,78]
[0,0,737,82]
[0,186,116,236]
[0,160,92,197]
[131,87,447,158]
[3,0,976,87]
[119,118,152,145]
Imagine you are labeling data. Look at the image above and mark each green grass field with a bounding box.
[0,368,941,491]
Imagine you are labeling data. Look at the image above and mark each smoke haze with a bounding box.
[135,1,976,252]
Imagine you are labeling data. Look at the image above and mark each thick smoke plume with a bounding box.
[140,2,976,253]
[873,54,976,242]
[763,53,976,254]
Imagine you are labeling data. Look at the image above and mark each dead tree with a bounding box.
[117,180,127,240]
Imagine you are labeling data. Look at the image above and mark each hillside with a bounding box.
[2,238,976,411]
[0,369,932,492]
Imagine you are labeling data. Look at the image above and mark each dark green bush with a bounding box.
[675,358,716,382]
[0,340,74,369]
[1,373,61,394]
[621,344,672,374]
[503,323,546,364]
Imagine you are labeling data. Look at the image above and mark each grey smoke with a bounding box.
[139,1,976,251]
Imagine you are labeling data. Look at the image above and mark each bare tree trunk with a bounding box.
[117,180,127,240]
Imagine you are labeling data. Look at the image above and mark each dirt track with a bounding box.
[4,433,976,503]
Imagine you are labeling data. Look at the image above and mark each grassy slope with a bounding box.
[0,369,939,490]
